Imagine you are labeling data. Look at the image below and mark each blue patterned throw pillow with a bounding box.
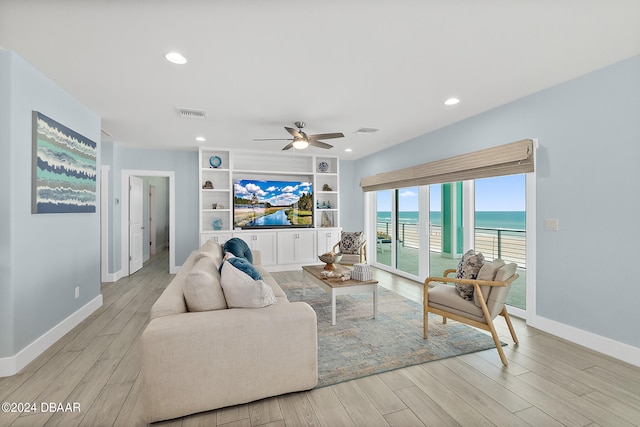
[455,249,485,301]
[223,237,253,264]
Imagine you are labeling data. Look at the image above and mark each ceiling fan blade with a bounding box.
[309,140,333,149]
[308,132,344,141]
[281,142,294,151]
[253,138,293,141]
[285,127,303,138]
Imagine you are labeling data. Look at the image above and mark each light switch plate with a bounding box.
[545,218,559,231]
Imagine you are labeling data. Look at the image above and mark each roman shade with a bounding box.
[360,139,534,192]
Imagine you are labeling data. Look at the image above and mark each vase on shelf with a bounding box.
[321,212,333,227]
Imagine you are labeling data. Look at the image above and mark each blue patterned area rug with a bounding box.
[282,282,502,388]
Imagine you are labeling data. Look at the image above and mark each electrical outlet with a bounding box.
[75,287,80,299]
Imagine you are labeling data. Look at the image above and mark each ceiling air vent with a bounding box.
[355,127,379,134]
[177,108,207,120]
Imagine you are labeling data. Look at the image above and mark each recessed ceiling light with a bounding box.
[345,148,353,152]
[165,52,187,65]
[195,136,206,142]
[444,97,460,106]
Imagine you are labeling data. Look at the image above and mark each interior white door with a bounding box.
[129,176,144,274]
[149,184,156,255]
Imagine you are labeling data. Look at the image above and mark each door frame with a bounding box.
[149,184,156,255]
[100,166,111,282]
[121,169,177,275]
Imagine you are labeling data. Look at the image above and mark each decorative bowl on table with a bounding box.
[318,252,343,270]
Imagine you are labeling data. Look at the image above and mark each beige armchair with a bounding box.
[423,263,519,366]
[332,231,367,265]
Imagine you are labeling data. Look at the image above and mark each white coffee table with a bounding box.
[302,264,378,326]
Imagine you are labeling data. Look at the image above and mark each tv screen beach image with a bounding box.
[234,179,313,228]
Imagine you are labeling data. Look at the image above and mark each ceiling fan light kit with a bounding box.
[255,121,345,151]
[292,139,309,150]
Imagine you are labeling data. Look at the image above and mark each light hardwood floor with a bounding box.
[2,250,639,426]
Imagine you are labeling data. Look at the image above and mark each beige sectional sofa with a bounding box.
[140,240,318,423]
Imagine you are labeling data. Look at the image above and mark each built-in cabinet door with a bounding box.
[317,228,341,255]
[277,230,317,264]
[295,231,316,263]
[233,231,277,265]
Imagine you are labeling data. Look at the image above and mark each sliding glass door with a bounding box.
[375,190,392,268]
[372,187,425,281]
[372,176,527,310]
[396,187,419,276]
[474,174,526,310]
[372,176,528,314]
[375,183,466,280]
[428,183,468,277]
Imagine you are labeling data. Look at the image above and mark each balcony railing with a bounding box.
[376,221,526,268]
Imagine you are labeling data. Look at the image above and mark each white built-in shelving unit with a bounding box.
[198,148,341,270]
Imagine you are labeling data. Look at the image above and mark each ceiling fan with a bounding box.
[254,121,344,150]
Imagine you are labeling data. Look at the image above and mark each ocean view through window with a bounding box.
[373,174,527,310]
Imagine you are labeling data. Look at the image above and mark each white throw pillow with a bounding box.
[494,262,517,282]
[183,256,227,312]
[220,260,277,308]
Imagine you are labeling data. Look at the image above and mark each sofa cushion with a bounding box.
[220,260,276,308]
[474,259,505,307]
[428,284,484,322]
[223,237,253,264]
[455,249,485,301]
[199,239,224,269]
[339,231,363,254]
[183,256,227,312]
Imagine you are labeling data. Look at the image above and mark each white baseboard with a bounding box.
[0,295,103,377]
[528,315,640,367]
[102,269,125,283]
[107,266,177,280]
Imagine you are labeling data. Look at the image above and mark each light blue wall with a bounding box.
[339,159,360,231]
[102,143,198,273]
[346,54,640,348]
[0,51,101,357]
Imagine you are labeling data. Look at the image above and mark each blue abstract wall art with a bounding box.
[32,111,97,213]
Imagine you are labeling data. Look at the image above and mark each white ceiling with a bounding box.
[1,1,639,159]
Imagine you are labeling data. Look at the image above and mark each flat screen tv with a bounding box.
[233,179,313,229]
